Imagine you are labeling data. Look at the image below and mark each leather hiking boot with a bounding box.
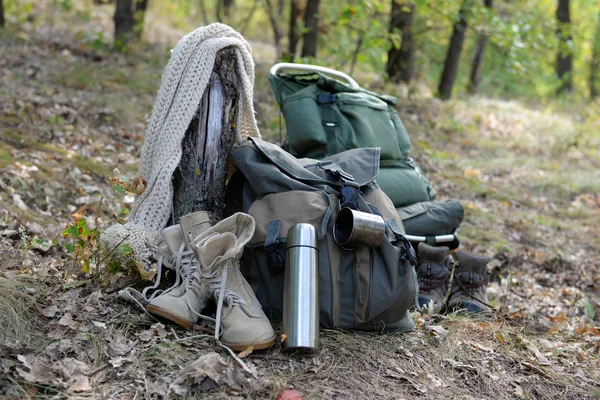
[180,211,212,248]
[416,242,451,313]
[193,213,276,351]
[147,212,212,329]
[447,250,491,313]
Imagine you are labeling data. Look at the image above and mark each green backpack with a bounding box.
[230,138,419,332]
[268,68,437,208]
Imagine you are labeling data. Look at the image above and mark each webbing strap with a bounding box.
[264,220,284,272]
[386,219,417,266]
[425,236,436,246]
[317,92,340,155]
[319,192,333,238]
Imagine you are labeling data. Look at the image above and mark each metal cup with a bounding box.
[283,223,319,351]
[333,207,386,249]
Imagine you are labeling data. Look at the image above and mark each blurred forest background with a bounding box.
[2,0,600,102]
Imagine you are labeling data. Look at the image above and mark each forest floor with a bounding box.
[1,4,600,400]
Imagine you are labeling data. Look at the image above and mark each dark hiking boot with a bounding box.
[447,250,491,313]
[416,242,451,313]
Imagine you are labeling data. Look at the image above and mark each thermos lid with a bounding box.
[287,223,318,249]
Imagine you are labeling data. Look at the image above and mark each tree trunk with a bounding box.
[288,0,299,59]
[198,0,209,25]
[114,0,135,45]
[170,48,240,225]
[264,0,283,59]
[133,0,148,40]
[468,0,493,93]
[589,9,600,99]
[301,0,321,58]
[223,0,234,17]
[0,0,5,28]
[114,0,146,45]
[386,1,415,84]
[438,1,469,100]
[556,0,572,94]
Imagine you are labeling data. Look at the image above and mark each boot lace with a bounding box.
[198,260,247,340]
[120,250,174,308]
[454,271,494,309]
[419,262,450,291]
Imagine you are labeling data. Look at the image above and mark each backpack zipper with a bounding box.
[365,250,375,319]
[354,249,363,306]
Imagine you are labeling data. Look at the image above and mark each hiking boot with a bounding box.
[447,250,491,313]
[193,212,276,351]
[416,242,451,313]
[180,211,212,248]
[147,213,212,329]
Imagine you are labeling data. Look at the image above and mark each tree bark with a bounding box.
[223,0,234,17]
[301,0,321,57]
[386,1,415,84]
[468,0,493,93]
[555,0,572,94]
[114,0,146,45]
[133,0,148,40]
[438,1,469,100]
[264,0,283,59]
[288,0,299,59]
[590,9,600,98]
[198,0,209,25]
[0,0,5,28]
[114,0,135,45]
[170,48,240,225]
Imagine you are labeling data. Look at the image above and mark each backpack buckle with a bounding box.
[265,243,285,273]
[317,93,337,104]
[264,220,284,272]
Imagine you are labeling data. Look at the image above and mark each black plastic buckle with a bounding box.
[264,242,285,273]
[317,93,337,104]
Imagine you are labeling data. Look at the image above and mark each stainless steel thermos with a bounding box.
[283,223,319,351]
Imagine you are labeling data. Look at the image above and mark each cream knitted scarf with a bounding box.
[103,23,259,270]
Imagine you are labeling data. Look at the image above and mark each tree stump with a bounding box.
[170,47,240,225]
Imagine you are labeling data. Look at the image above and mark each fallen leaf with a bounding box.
[496,331,509,343]
[152,323,168,339]
[463,167,482,180]
[548,313,568,324]
[92,321,107,329]
[281,333,287,343]
[514,384,524,397]
[237,345,253,359]
[107,335,135,357]
[425,325,449,338]
[168,352,244,395]
[277,390,303,400]
[58,313,77,329]
[68,375,91,393]
[138,329,154,342]
[42,305,60,318]
[574,324,600,336]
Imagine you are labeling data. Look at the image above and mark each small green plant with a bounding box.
[62,216,101,274]
[109,168,146,196]
[49,115,65,126]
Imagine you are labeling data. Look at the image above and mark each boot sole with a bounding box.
[222,333,277,352]
[147,304,195,330]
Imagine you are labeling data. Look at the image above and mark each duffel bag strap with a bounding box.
[386,218,420,311]
[264,220,284,272]
[317,92,340,155]
[386,219,417,266]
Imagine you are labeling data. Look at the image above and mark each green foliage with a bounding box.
[61,216,101,274]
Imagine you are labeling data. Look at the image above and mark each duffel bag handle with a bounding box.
[270,63,360,89]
